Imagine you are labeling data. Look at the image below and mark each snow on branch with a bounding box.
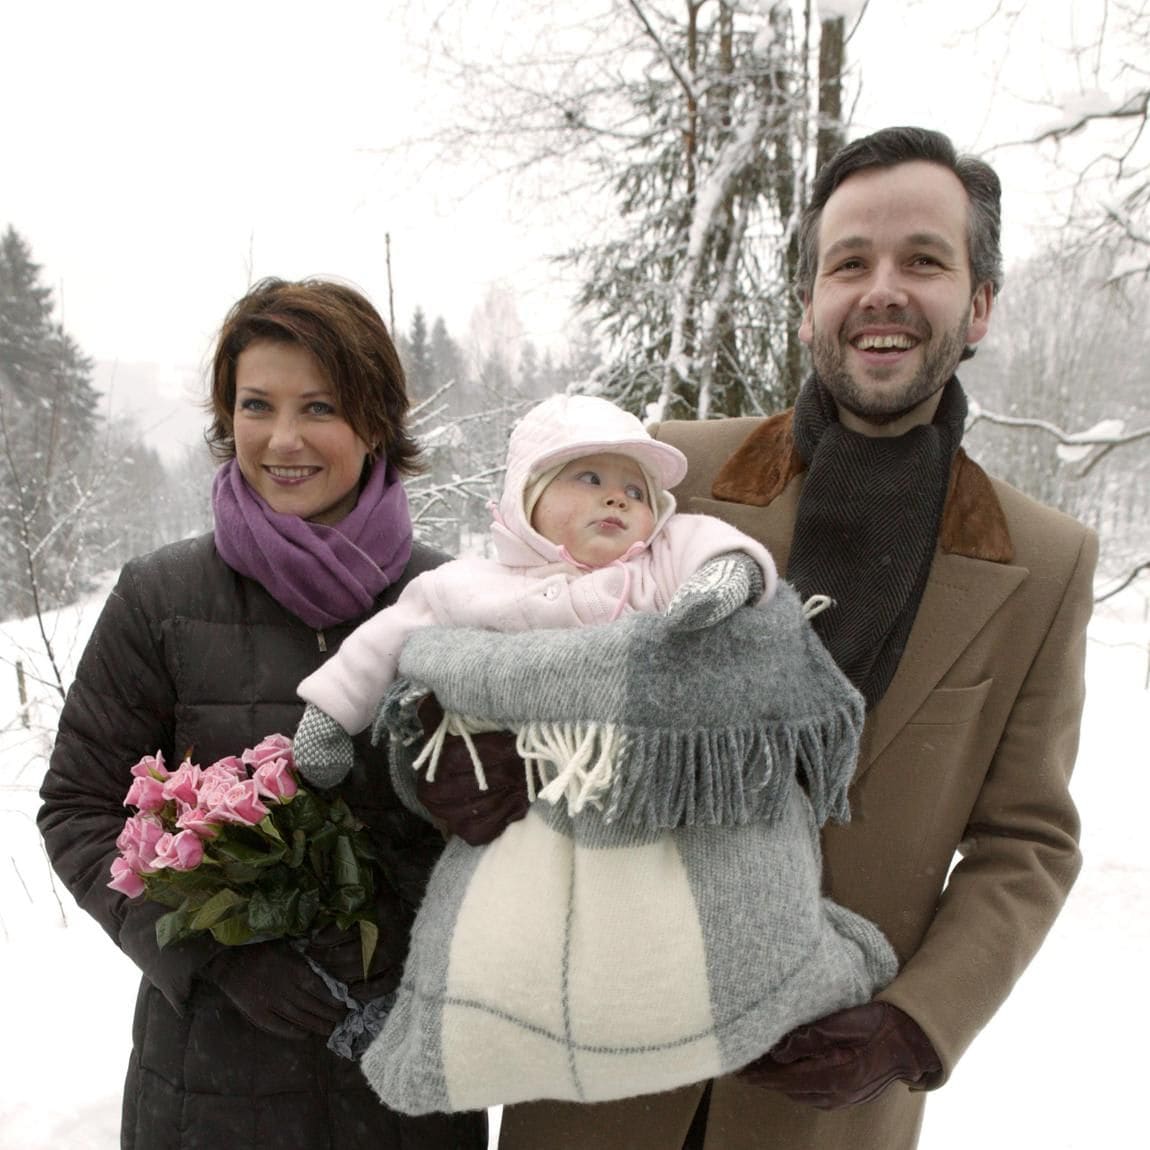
[967,398,1149,472]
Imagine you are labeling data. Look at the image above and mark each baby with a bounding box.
[292,393,778,785]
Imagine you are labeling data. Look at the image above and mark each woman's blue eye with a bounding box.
[308,401,337,416]
[238,397,269,412]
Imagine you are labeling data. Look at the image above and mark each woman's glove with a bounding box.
[737,1002,942,1109]
[664,551,767,632]
[414,695,531,846]
[202,941,346,1040]
[304,882,411,1000]
[293,703,355,787]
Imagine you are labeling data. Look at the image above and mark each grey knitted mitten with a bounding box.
[293,703,355,787]
[664,551,767,632]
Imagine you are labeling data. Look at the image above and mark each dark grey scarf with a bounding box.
[787,376,967,710]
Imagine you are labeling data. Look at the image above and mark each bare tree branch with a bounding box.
[1094,559,1150,602]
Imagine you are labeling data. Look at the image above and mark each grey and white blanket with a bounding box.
[361,584,898,1114]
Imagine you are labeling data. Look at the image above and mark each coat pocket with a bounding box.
[907,678,993,726]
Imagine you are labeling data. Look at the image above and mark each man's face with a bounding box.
[799,160,994,434]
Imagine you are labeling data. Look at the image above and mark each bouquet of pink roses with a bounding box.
[108,734,379,968]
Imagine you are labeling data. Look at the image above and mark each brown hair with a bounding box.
[206,277,420,473]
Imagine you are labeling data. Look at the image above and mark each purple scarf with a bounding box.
[212,458,413,630]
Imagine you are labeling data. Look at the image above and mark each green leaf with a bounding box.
[210,917,256,946]
[258,815,284,843]
[331,835,360,887]
[155,906,191,949]
[284,791,325,833]
[220,861,264,885]
[332,883,367,916]
[358,919,379,979]
[247,887,298,936]
[214,838,285,866]
[293,888,321,934]
[190,888,247,930]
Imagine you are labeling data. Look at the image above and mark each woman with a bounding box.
[38,278,486,1149]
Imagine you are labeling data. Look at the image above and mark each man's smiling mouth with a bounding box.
[852,333,917,351]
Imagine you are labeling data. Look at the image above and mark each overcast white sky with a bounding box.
[0,0,1116,456]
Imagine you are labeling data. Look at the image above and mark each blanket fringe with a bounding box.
[410,710,506,790]
[515,721,622,814]
[424,707,861,828]
[379,678,860,830]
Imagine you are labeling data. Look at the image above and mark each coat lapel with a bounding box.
[854,551,1026,776]
[694,411,1026,779]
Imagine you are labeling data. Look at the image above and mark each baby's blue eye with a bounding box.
[625,484,645,501]
[574,471,601,486]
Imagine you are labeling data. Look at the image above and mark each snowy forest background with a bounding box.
[3,0,1149,632]
[1,1,1149,1146]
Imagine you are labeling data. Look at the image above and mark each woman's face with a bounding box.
[232,340,370,525]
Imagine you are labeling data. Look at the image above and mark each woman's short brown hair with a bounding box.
[206,277,420,473]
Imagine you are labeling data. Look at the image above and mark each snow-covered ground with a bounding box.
[1,580,1146,1149]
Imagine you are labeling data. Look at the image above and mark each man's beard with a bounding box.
[811,319,968,426]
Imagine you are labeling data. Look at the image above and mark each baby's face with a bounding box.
[530,452,656,568]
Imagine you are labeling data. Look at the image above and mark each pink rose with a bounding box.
[253,757,298,802]
[116,813,165,872]
[243,734,294,769]
[162,761,202,806]
[175,803,220,838]
[151,830,205,872]
[107,857,147,898]
[130,750,169,780]
[208,779,269,827]
[207,755,247,778]
[124,773,167,813]
[197,764,245,811]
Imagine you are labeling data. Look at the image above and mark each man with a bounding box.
[436,127,1097,1149]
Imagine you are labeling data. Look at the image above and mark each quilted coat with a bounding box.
[38,533,486,1150]
[499,410,1097,1150]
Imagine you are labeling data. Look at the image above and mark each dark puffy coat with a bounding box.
[38,533,486,1150]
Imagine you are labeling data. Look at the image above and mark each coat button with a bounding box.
[544,585,559,600]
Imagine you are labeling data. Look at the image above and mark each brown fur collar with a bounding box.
[712,409,1013,563]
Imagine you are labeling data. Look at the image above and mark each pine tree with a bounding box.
[406,307,434,401]
[0,226,98,455]
[0,227,102,618]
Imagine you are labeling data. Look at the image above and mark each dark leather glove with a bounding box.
[414,694,531,846]
[738,1002,942,1109]
[304,882,412,999]
[203,940,346,1040]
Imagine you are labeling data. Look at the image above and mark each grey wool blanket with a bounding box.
[361,584,898,1115]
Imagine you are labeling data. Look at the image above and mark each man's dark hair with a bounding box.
[795,126,1003,302]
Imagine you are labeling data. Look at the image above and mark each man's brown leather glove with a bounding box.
[413,695,531,846]
[738,1002,942,1109]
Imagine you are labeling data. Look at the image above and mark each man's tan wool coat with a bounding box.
[499,410,1097,1150]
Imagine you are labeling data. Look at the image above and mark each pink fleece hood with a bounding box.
[492,394,688,567]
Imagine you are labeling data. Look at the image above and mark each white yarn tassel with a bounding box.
[802,594,835,620]
[411,710,504,790]
[516,722,621,815]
